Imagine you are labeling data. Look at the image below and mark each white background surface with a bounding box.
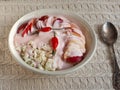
[0,0,120,90]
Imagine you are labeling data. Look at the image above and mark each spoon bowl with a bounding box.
[101,22,118,45]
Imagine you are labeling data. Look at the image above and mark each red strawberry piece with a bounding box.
[17,23,27,33]
[51,36,58,50]
[39,15,49,21]
[56,18,63,23]
[50,32,59,55]
[66,56,83,64]
[21,18,37,37]
[52,18,63,26]
[22,23,32,37]
[39,27,51,32]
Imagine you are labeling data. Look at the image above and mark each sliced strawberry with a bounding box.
[52,18,63,26]
[56,18,63,23]
[66,56,83,64]
[22,23,32,37]
[21,18,37,37]
[38,27,51,32]
[39,15,49,21]
[17,23,27,33]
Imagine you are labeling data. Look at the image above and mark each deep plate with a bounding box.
[8,9,97,75]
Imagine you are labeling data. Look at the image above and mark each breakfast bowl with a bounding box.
[8,9,97,75]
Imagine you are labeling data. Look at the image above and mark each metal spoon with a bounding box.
[100,22,120,90]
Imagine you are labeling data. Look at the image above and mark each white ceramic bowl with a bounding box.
[8,9,97,75]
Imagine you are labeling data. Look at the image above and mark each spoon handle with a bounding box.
[109,45,120,90]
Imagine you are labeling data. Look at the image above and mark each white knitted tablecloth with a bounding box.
[0,0,120,90]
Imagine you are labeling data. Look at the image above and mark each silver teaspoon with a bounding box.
[100,22,120,90]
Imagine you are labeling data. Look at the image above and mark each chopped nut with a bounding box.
[16,46,21,52]
[26,61,32,65]
[37,64,44,70]
[18,41,56,71]
[45,59,55,71]
[21,46,26,52]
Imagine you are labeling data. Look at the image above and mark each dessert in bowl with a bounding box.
[8,9,96,75]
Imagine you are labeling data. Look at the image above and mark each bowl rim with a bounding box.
[8,9,97,75]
